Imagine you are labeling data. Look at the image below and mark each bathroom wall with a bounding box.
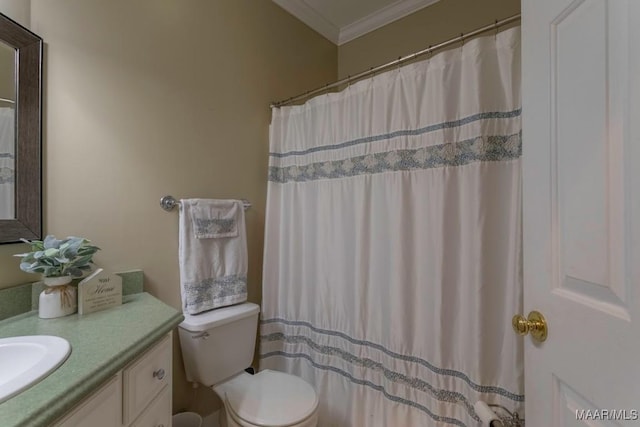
[0,0,336,415]
[338,0,520,79]
[0,0,29,28]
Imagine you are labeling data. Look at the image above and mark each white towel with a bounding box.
[179,199,248,314]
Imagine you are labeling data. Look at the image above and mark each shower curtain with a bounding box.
[261,27,523,426]
[0,107,15,219]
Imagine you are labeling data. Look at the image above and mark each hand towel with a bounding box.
[179,199,248,314]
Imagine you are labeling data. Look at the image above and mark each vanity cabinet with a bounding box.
[53,374,122,427]
[54,333,172,427]
[123,332,173,426]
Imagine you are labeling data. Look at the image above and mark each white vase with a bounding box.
[39,276,77,319]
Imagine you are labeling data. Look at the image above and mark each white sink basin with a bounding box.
[0,335,71,403]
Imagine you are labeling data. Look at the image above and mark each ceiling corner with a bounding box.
[273,0,340,45]
[338,0,441,45]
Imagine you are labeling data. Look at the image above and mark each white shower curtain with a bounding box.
[261,27,523,426]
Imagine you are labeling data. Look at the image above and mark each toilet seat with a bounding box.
[213,370,318,427]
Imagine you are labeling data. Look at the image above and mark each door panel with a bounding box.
[552,0,630,319]
[522,0,640,425]
[553,376,621,427]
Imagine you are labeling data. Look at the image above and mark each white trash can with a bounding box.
[172,412,203,427]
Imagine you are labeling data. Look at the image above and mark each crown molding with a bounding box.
[273,0,441,46]
[273,0,340,44]
[338,0,441,45]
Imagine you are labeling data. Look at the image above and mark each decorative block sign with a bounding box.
[78,268,122,315]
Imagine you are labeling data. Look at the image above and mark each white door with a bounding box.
[522,0,640,425]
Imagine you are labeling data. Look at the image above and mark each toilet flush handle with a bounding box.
[191,331,209,340]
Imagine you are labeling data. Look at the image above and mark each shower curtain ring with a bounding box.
[397,56,403,72]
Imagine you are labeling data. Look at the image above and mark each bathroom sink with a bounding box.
[0,335,71,404]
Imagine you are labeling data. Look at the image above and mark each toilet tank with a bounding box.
[178,302,260,386]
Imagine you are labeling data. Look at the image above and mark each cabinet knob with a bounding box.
[153,368,166,380]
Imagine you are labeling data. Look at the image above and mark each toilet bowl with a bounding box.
[215,370,318,427]
[178,303,319,427]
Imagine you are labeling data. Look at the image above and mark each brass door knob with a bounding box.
[512,310,548,342]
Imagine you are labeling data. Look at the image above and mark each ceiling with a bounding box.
[273,0,441,45]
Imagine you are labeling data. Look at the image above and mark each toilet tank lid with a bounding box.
[180,302,260,332]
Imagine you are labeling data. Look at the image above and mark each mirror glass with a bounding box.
[0,40,15,220]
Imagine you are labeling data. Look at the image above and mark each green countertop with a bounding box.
[0,292,184,427]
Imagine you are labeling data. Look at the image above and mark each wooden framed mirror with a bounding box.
[0,13,42,244]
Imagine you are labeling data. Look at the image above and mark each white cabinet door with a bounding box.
[53,373,122,427]
[130,386,172,427]
[522,0,640,424]
[123,334,172,425]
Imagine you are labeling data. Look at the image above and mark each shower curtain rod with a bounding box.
[271,13,521,108]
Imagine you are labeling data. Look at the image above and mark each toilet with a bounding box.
[178,302,319,427]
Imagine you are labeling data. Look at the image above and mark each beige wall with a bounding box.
[0,0,336,415]
[338,0,520,79]
[0,0,29,28]
[0,244,31,285]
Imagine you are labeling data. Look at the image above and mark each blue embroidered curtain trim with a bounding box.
[261,318,523,402]
[268,132,521,183]
[270,109,522,159]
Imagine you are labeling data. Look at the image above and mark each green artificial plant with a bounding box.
[14,235,100,278]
